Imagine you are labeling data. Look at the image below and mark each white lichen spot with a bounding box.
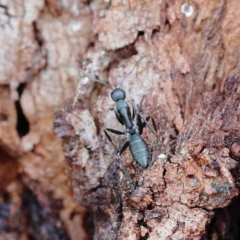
[82,76,91,84]
[181,3,194,18]
[158,153,167,159]
[70,21,82,32]
[74,148,89,167]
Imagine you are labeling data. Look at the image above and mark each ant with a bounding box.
[62,56,157,168]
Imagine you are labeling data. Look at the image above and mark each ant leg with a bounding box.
[117,153,134,190]
[106,135,133,190]
[140,115,174,157]
[136,114,144,135]
[118,141,134,190]
[138,113,157,135]
[105,128,125,135]
[144,116,157,133]
[131,100,136,121]
[137,114,157,135]
[118,141,129,156]
[148,117,157,132]
[104,128,125,151]
[114,109,124,125]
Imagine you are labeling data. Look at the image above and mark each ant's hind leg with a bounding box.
[138,114,163,165]
[118,141,129,156]
[118,141,133,188]
[105,135,133,190]
[136,114,144,135]
[131,100,136,121]
[138,113,157,135]
[146,116,157,133]
[139,114,173,158]
[104,128,125,152]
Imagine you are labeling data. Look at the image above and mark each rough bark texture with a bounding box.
[55,0,240,239]
[1,0,240,240]
[0,1,91,239]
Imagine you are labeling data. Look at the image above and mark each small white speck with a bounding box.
[158,153,166,159]
[181,3,194,18]
[82,76,91,84]
[70,21,82,32]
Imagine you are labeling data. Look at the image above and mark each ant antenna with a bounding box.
[59,63,113,89]
[119,55,148,89]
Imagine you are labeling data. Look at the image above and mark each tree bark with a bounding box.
[1,0,240,240]
[54,1,240,239]
[0,1,91,239]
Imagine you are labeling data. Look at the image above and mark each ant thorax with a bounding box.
[126,123,139,139]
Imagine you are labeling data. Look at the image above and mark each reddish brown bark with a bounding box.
[0,1,91,239]
[1,0,240,239]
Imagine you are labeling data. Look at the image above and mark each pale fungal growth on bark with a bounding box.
[158,153,167,159]
[181,3,194,18]
[70,21,83,32]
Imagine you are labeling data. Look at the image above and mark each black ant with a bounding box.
[62,56,157,168]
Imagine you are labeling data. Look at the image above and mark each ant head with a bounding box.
[111,88,126,102]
